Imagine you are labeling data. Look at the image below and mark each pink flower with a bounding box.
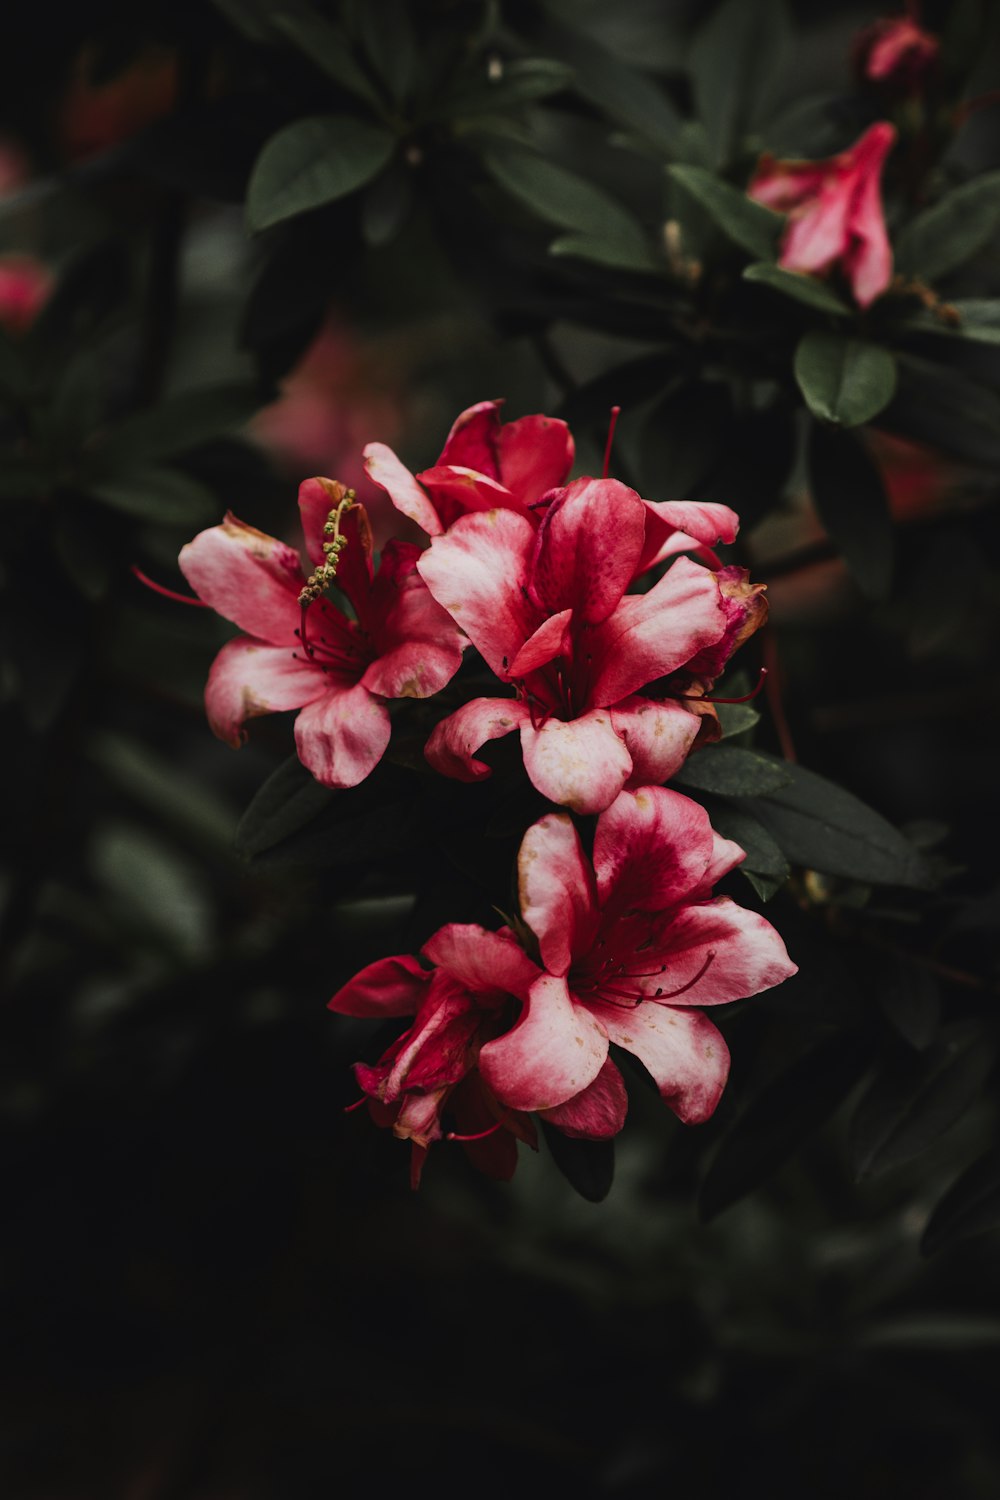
[854,15,939,89]
[330,787,797,1183]
[748,122,897,309]
[364,397,739,572]
[178,478,465,788]
[329,935,541,1188]
[0,255,54,334]
[417,479,766,814]
[480,787,797,1127]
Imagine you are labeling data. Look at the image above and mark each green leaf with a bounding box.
[441,58,574,118]
[672,745,792,798]
[549,232,659,274]
[807,421,894,600]
[689,0,793,166]
[481,142,652,263]
[849,1031,995,1180]
[356,0,415,106]
[743,260,850,315]
[550,24,681,154]
[668,165,782,260]
[702,800,791,898]
[360,164,415,248]
[896,298,1000,346]
[895,170,1000,283]
[86,468,218,526]
[91,822,212,959]
[699,1035,864,1220]
[922,1151,1000,1256]
[540,1119,615,1203]
[715,701,761,739]
[794,332,897,427]
[247,116,396,231]
[271,8,382,108]
[89,730,237,851]
[235,753,334,858]
[888,353,1000,467]
[752,764,933,889]
[90,384,256,473]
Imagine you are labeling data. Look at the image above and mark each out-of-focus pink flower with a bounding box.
[59,46,178,160]
[0,256,55,334]
[252,319,406,547]
[854,15,939,89]
[748,122,897,309]
[365,398,740,572]
[330,787,796,1183]
[178,478,464,788]
[417,479,766,814]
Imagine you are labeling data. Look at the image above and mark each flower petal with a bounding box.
[638,499,739,574]
[424,697,529,781]
[436,399,504,476]
[593,785,717,912]
[422,923,540,1001]
[298,475,358,568]
[640,897,798,1006]
[587,556,727,705]
[293,679,391,788]
[364,441,443,535]
[415,465,518,528]
[520,710,633,815]
[179,513,303,643]
[328,954,430,1017]
[585,1000,729,1124]
[205,637,326,747]
[478,973,609,1112]
[497,412,574,504]
[611,696,704,788]
[417,509,540,677]
[528,478,645,624]
[363,543,465,699]
[508,608,573,677]
[518,813,599,978]
[540,1058,628,1139]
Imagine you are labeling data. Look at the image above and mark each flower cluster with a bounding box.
[180,401,796,1185]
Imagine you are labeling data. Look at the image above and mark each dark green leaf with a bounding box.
[271,8,382,108]
[361,163,415,247]
[743,260,850,315]
[247,116,396,231]
[849,1030,994,1180]
[638,382,733,501]
[356,0,415,106]
[43,351,104,456]
[549,232,659,274]
[895,170,1000,283]
[0,327,30,399]
[715,701,761,740]
[550,24,681,154]
[896,298,1000,346]
[876,956,941,1051]
[540,1119,615,1203]
[886,353,1000,467]
[689,0,793,166]
[807,421,894,600]
[481,142,652,264]
[794,332,897,427]
[235,753,334,858]
[89,731,237,851]
[753,764,934,889]
[85,469,218,526]
[699,1035,864,1219]
[702,800,791,897]
[668,165,782,260]
[922,1151,1000,1256]
[441,58,574,118]
[672,745,792,798]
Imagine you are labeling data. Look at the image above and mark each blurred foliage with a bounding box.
[1,0,1000,1494]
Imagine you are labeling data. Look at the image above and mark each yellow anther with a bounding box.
[297,492,357,608]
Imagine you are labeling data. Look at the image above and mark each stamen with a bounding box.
[446,1120,504,1143]
[653,950,717,1001]
[602,405,621,480]
[298,490,357,608]
[676,668,768,706]
[343,1095,370,1114]
[131,564,209,607]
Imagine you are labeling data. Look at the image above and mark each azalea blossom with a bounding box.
[854,15,939,89]
[364,397,739,573]
[0,254,54,334]
[417,478,766,814]
[748,122,897,309]
[178,477,464,788]
[330,786,797,1183]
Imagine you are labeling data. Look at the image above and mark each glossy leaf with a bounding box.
[668,165,782,260]
[247,116,396,231]
[794,332,897,427]
[86,469,218,526]
[689,0,793,166]
[235,753,334,858]
[743,260,851,315]
[922,1151,1000,1256]
[672,745,793,798]
[895,170,1000,283]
